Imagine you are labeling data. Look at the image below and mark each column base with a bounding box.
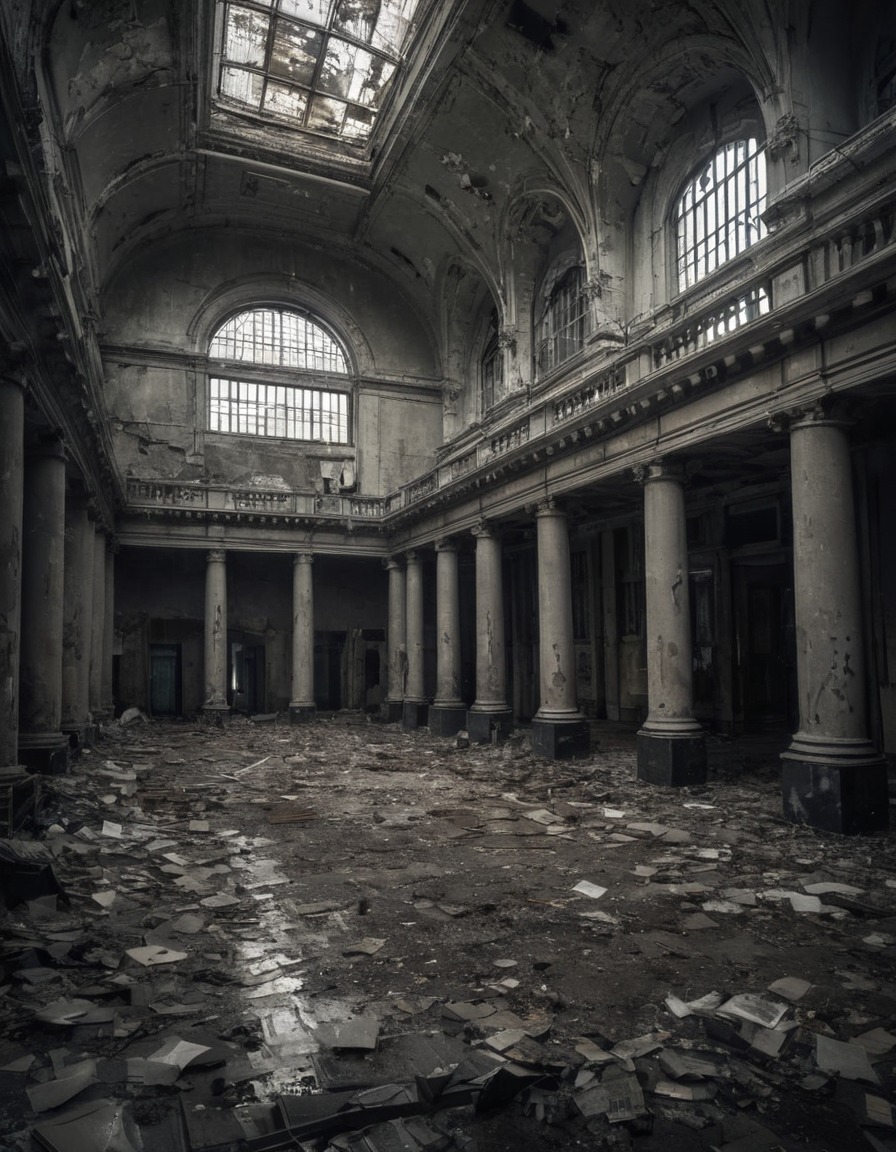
[467,708,514,744]
[429,704,468,737]
[637,730,707,786]
[201,704,231,727]
[289,704,316,725]
[61,725,96,755]
[531,719,589,760]
[383,699,404,724]
[18,734,70,776]
[781,755,890,834]
[402,701,429,730]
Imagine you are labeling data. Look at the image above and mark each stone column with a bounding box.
[384,557,406,723]
[402,549,428,729]
[289,553,316,723]
[0,372,26,780]
[466,523,513,743]
[89,530,107,720]
[18,436,69,773]
[636,462,706,785]
[203,549,230,724]
[781,409,887,833]
[102,545,115,718]
[531,500,589,758]
[429,539,467,736]
[61,486,95,748]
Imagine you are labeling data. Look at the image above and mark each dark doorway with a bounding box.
[315,631,345,710]
[733,562,795,730]
[150,644,181,716]
[231,642,265,713]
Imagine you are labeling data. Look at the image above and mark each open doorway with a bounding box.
[150,643,181,716]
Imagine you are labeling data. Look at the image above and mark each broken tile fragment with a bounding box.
[342,937,385,956]
[571,880,607,900]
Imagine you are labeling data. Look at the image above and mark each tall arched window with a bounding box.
[535,265,589,376]
[674,138,767,292]
[208,307,351,443]
[480,310,504,413]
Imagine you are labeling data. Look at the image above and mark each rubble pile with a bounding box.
[0,716,894,1151]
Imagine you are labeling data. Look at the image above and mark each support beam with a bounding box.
[290,553,316,723]
[18,436,69,774]
[781,410,888,833]
[203,549,230,725]
[384,558,406,723]
[61,486,95,750]
[402,550,428,729]
[467,524,512,743]
[429,539,466,736]
[531,500,588,759]
[636,462,706,785]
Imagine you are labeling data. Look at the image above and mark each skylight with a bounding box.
[215,0,421,144]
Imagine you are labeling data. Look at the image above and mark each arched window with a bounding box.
[208,307,351,443]
[480,310,503,413]
[674,138,767,292]
[535,265,589,376]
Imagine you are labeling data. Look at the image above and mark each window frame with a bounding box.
[206,305,354,447]
[534,263,590,379]
[672,136,768,294]
[480,310,504,416]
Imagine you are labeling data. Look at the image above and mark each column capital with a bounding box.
[383,556,404,571]
[434,537,458,553]
[497,324,517,353]
[405,549,422,564]
[207,548,226,563]
[471,519,500,540]
[768,397,854,434]
[293,552,314,566]
[25,431,67,462]
[633,459,686,486]
[0,346,30,387]
[534,496,566,518]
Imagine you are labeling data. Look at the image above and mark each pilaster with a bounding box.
[402,550,428,730]
[384,557,406,723]
[430,539,467,737]
[202,548,230,725]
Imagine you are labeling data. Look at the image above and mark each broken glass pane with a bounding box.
[307,94,347,134]
[223,5,270,67]
[279,0,333,28]
[368,0,419,55]
[220,66,264,109]
[270,18,322,85]
[341,104,374,140]
[332,0,379,44]
[318,39,394,106]
[264,79,309,121]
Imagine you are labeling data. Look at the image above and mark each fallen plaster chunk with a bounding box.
[342,937,385,956]
[32,1099,142,1152]
[702,900,745,915]
[652,1078,717,1101]
[767,976,812,1002]
[147,1038,213,1069]
[100,821,123,838]
[125,945,188,967]
[200,893,241,909]
[571,880,607,900]
[34,999,95,1026]
[802,881,864,896]
[442,1001,496,1022]
[26,1061,97,1112]
[815,1034,881,1083]
[574,1038,615,1064]
[853,1027,896,1057]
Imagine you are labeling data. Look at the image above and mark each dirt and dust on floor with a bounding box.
[0,713,895,1152]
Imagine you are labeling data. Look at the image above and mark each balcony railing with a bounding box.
[126,135,896,531]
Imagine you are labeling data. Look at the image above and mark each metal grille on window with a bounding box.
[208,307,350,444]
[675,138,768,292]
[536,266,590,377]
[481,312,503,413]
[209,378,348,443]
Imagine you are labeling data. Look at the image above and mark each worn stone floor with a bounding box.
[1,714,895,1152]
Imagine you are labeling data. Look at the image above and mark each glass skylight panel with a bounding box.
[216,0,421,144]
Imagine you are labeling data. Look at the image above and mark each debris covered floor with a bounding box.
[1,716,895,1152]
